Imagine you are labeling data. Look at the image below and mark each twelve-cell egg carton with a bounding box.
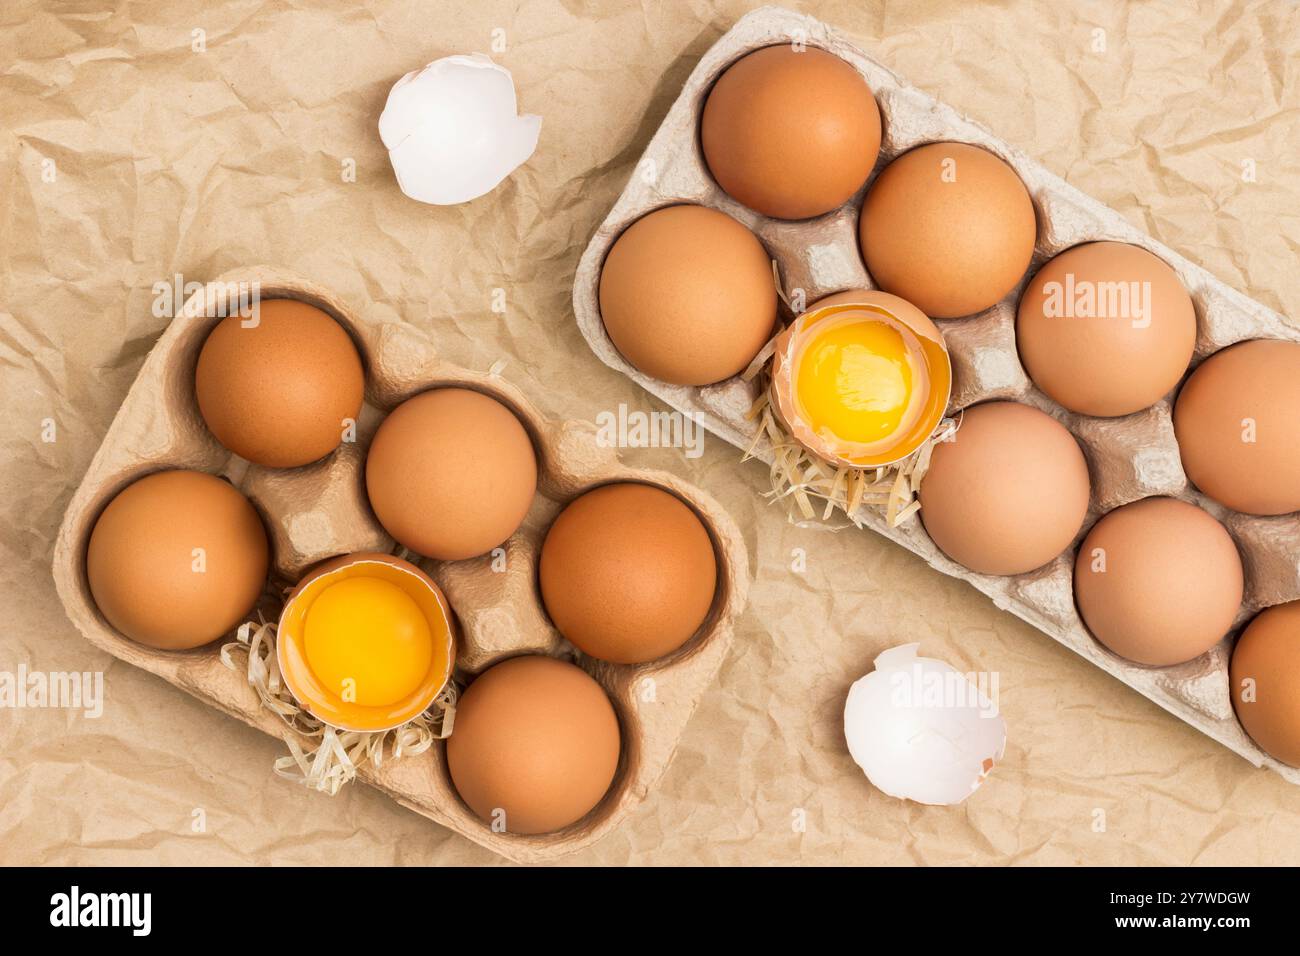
[573,6,1300,783]
[53,267,750,862]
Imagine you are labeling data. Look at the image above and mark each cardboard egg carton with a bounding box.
[52,267,750,862]
[572,5,1300,784]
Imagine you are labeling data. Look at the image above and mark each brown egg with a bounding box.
[365,388,537,561]
[701,45,881,220]
[1174,339,1300,515]
[86,470,269,650]
[195,298,365,468]
[446,655,621,834]
[1017,242,1196,417]
[598,204,776,386]
[1074,497,1242,667]
[919,402,1090,575]
[540,483,717,664]
[1231,601,1300,767]
[859,142,1036,319]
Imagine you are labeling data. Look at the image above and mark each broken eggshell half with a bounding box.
[843,643,1006,805]
[769,290,951,469]
[378,53,541,206]
[277,552,457,733]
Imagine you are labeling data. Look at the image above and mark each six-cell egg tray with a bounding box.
[573,6,1300,783]
[52,267,750,862]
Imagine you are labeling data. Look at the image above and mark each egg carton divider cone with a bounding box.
[572,5,1300,785]
[53,266,750,862]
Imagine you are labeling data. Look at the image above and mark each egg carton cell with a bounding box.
[936,306,1029,407]
[572,7,1300,784]
[240,413,393,581]
[52,267,750,863]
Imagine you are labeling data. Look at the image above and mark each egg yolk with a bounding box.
[796,317,917,444]
[302,576,433,707]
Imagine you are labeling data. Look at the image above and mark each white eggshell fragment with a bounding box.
[378,53,541,206]
[843,643,1006,805]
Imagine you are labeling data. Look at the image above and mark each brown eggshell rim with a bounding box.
[770,300,953,468]
[276,551,457,732]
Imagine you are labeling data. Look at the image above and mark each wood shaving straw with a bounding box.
[740,260,794,385]
[220,615,457,796]
[744,392,959,531]
[770,259,792,311]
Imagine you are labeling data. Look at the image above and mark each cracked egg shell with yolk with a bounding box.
[277,552,456,733]
[770,290,952,468]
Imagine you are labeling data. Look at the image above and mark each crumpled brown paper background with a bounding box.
[2,0,1298,865]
